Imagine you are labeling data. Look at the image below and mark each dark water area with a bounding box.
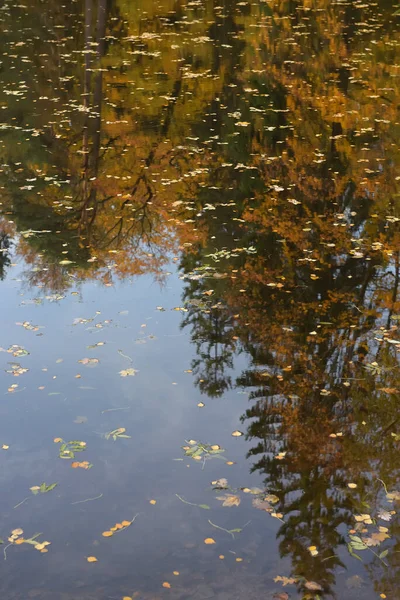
[0,0,399,599]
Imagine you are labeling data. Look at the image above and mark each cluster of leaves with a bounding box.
[101,516,137,538]
[30,482,57,495]
[105,427,130,441]
[54,438,87,460]
[182,440,225,464]
[3,529,51,555]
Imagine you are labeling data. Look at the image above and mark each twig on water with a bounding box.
[71,493,103,505]
[14,497,29,509]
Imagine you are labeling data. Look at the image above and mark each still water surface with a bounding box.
[0,0,400,598]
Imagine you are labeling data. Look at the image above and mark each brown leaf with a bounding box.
[216,494,241,507]
[304,581,323,591]
[253,497,273,512]
[274,576,297,587]
[362,531,390,547]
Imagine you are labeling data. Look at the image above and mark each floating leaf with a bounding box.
[304,581,323,591]
[87,556,98,563]
[274,576,298,586]
[119,368,138,377]
[204,538,216,544]
[216,494,241,507]
[211,478,228,489]
[252,497,273,512]
[231,430,243,437]
[363,531,390,547]
[162,582,171,589]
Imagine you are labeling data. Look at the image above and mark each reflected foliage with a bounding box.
[0,0,399,597]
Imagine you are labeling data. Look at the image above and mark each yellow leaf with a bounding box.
[219,555,225,559]
[354,514,372,523]
[15,538,25,545]
[123,597,133,600]
[2,445,9,450]
[115,523,123,529]
[173,571,179,576]
[40,548,49,553]
[236,558,243,562]
[102,531,113,537]
[226,461,235,466]
[87,556,98,563]
[210,445,220,451]
[348,483,357,489]
[150,499,157,505]
[231,430,243,437]
[204,538,216,545]
[162,582,171,588]
[53,438,62,443]
[121,520,131,527]
[11,529,23,536]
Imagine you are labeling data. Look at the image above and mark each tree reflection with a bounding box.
[0,0,399,596]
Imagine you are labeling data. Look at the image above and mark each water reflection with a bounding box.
[0,0,399,598]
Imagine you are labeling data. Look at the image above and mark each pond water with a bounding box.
[0,1,399,598]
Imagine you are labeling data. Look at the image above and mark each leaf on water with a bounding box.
[216,494,241,507]
[74,416,88,424]
[363,531,390,547]
[119,368,138,377]
[274,576,298,586]
[304,581,323,591]
[71,461,92,469]
[162,582,171,588]
[378,510,392,522]
[252,497,273,512]
[231,430,243,437]
[265,494,280,504]
[211,478,228,489]
[150,499,157,505]
[78,358,99,366]
[354,514,372,524]
[87,556,98,562]
[204,538,216,544]
[386,490,400,502]
[102,531,113,537]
